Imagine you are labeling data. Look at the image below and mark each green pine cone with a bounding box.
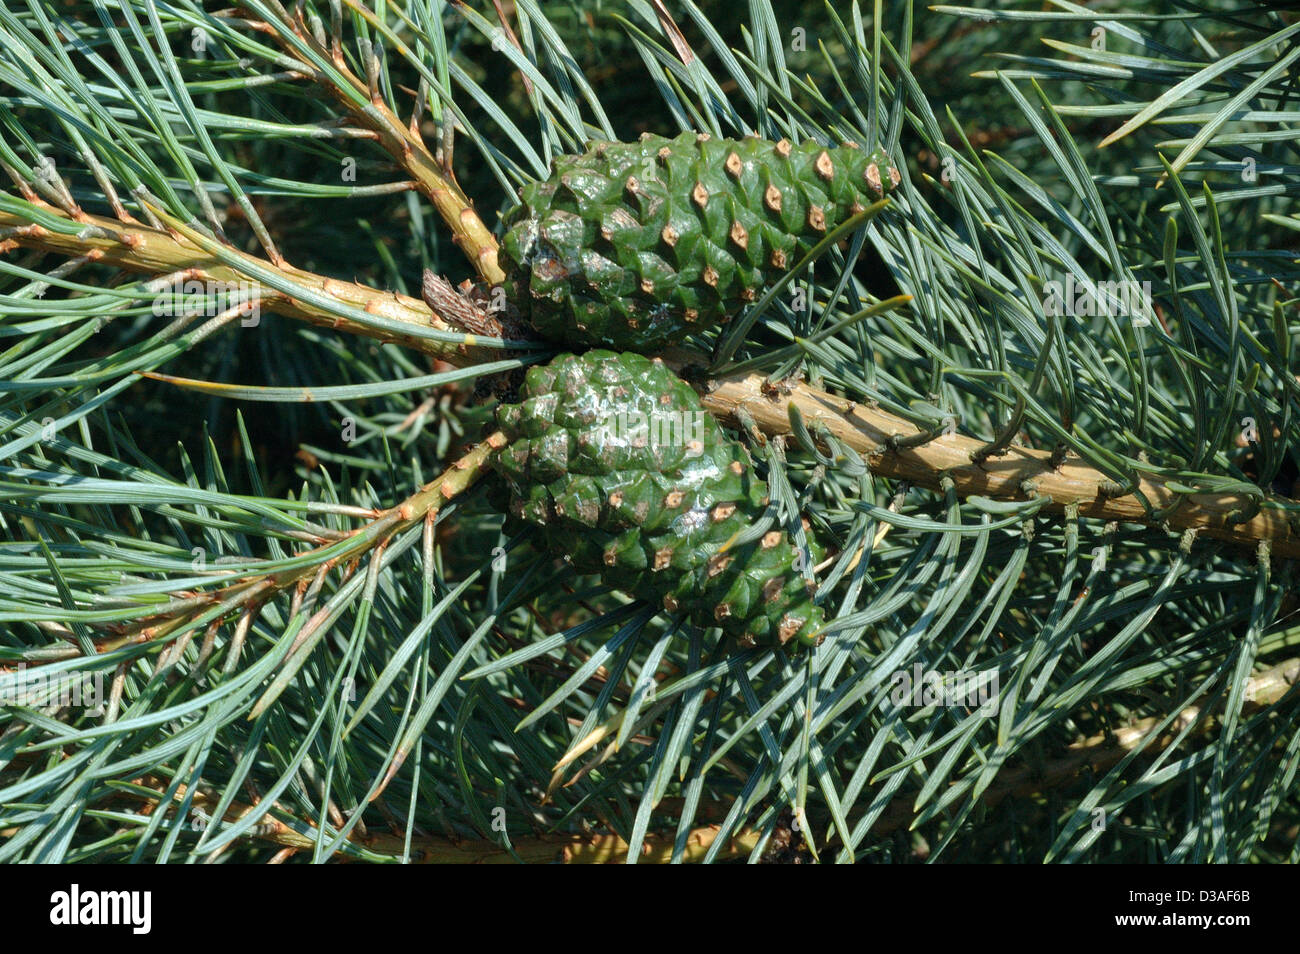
[499,131,901,351]
[492,349,826,646]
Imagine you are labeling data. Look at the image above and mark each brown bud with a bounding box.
[815,150,835,180]
[778,614,805,644]
[865,163,882,195]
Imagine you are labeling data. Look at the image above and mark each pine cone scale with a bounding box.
[492,350,825,646]
[500,132,900,350]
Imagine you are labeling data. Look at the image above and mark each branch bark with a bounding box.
[0,207,502,365]
[697,369,1300,560]
[246,0,504,284]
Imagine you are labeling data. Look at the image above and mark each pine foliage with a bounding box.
[0,0,1297,863]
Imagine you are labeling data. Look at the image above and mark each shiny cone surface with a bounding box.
[493,350,825,645]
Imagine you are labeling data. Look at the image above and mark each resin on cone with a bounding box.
[492,350,825,646]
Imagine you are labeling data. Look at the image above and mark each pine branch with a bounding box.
[0,202,502,363]
[4,0,1298,863]
[699,368,1300,560]
[5,194,1295,560]
[16,433,501,659]
[96,656,1299,861]
[864,656,1300,838]
[238,0,505,284]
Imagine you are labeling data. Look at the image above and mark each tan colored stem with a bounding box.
[254,2,504,284]
[366,823,759,863]
[698,369,1300,559]
[866,656,1300,837]
[0,207,501,364]
[65,435,503,656]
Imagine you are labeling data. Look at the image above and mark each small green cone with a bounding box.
[492,349,826,647]
[499,132,901,351]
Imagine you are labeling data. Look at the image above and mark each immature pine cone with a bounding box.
[499,131,901,350]
[492,350,825,646]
